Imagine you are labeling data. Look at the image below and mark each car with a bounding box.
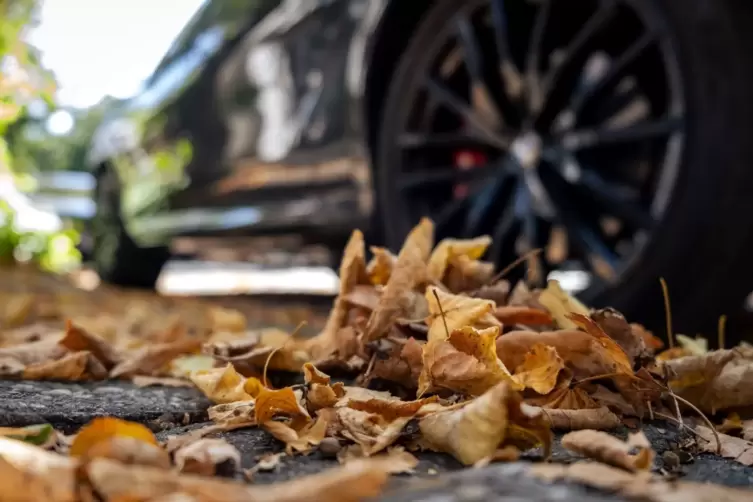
[86,0,753,333]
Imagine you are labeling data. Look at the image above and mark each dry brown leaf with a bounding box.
[88,454,399,502]
[70,417,159,458]
[2,293,35,328]
[59,320,120,368]
[419,326,517,397]
[305,230,367,360]
[84,435,171,468]
[207,306,247,333]
[512,343,565,395]
[541,407,622,430]
[470,280,511,305]
[190,363,255,404]
[255,386,310,425]
[444,255,496,293]
[174,438,241,476]
[537,279,590,329]
[366,246,397,286]
[531,461,753,502]
[207,400,255,425]
[561,429,654,471]
[364,218,434,342]
[370,337,424,389]
[493,306,554,327]
[263,414,329,455]
[427,235,491,284]
[695,426,753,466]
[209,328,311,373]
[662,347,753,413]
[591,308,648,365]
[0,436,78,502]
[425,287,497,343]
[418,382,551,465]
[0,337,66,366]
[23,350,107,381]
[110,338,202,378]
[497,328,632,380]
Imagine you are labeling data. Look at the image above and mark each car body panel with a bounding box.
[87,0,391,247]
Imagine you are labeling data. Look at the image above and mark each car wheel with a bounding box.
[90,166,170,289]
[376,0,753,335]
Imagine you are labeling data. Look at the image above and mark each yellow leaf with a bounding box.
[190,363,254,404]
[513,343,565,395]
[424,286,497,343]
[366,246,397,285]
[263,414,329,455]
[255,386,310,425]
[70,417,158,457]
[538,279,590,329]
[427,235,492,283]
[363,218,434,342]
[419,382,551,465]
[23,350,107,381]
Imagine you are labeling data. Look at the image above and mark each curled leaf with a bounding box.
[425,287,497,343]
[174,438,242,476]
[70,417,158,458]
[190,363,255,404]
[561,429,654,471]
[512,343,565,395]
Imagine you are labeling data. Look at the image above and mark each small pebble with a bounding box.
[662,451,680,470]
[318,437,342,457]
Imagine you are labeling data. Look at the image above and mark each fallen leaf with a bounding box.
[561,429,654,471]
[366,246,397,285]
[70,417,158,457]
[364,218,434,342]
[425,287,497,343]
[190,363,255,404]
[174,438,241,476]
[0,423,55,447]
[497,329,632,380]
[676,334,709,356]
[255,386,310,425]
[370,337,424,389]
[470,280,510,305]
[0,437,77,502]
[541,407,622,430]
[85,455,396,502]
[246,452,284,478]
[110,339,202,378]
[493,306,553,327]
[84,435,172,468]
[537,279,590,329]
[662,347,753,413]
[695,425,753,466]
[263,414,329,455]
[591,308,648,365]
[0,337,66,366]
[512,343,565,395]
[427,235,491,284]
[59,320,119,369]
[168,354,216,379]
[444,255,495,293]
[419,326,517,396]
[531,462,753,502]
[23,350,107,381]
[419,382,551,465]
[207,306,247,333]
[207,400,256,425]
[2,294,35,328]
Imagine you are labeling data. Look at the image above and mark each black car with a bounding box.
[86,0,753,332]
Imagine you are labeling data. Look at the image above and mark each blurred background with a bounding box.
[0,0,339,296]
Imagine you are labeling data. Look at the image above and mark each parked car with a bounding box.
[86,0,753,332]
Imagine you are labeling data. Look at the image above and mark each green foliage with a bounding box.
[0,200,81,273]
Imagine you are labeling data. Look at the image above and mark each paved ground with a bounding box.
[2,379,751,500]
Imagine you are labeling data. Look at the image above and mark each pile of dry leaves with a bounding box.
[2,218,753,501]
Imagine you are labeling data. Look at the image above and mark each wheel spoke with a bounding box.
[570,31,656,119]
[425,77,513,149]
[535,1,618,125]
[489,0,524,100]
[525,0,551,109]
[490,180,522,259]
[561,116,683,151]
[555,154,654,229]
[398,162,497,191]
[463,168,514,237]
[455,14,504,128]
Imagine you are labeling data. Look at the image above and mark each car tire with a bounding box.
[90,166,170,289]
[375,0,753,337]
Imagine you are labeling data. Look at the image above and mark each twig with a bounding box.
[488,248,543,284]
[669,392,721,455]
[718,314,727,350]
[659,277,674,349]
[432,288,450,338]
[262,321,306,388]
[654,412,709,442]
